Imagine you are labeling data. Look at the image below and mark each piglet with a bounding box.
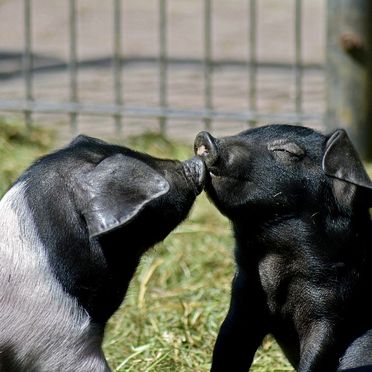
[0,134,205,371]
[195,125,372,372]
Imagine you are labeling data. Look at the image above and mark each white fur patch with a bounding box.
[0,182,109,371]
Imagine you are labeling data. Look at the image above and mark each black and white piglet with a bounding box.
[0,135,205,371]
[195,125,372,371]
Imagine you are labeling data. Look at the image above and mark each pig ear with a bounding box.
[322,129,372,206]
[77,154,170,238]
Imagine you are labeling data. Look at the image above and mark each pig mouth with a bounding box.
[206,167,222,179]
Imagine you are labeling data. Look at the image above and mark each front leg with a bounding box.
[211,270,270,372]
[297,320,342,372]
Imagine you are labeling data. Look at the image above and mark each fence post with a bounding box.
[326,0,372,160]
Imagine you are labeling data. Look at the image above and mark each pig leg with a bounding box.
[211,270,269,372]
[297,320,342,372]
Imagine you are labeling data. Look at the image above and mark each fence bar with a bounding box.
[326,0,372,159]
[69,0,78,135]
[294,0,303,115]
[248,0,257,125]
[23,0,33,128]
[113,0,123,135]
[204,0,212,131]
[159,0,167,134]
[0,99,322,123]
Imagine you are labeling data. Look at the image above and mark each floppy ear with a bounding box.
[77,154,170,238]
[322,129,372,206]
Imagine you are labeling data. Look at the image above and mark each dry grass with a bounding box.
[0,118,54,195]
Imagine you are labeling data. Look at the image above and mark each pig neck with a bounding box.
[231,209,372,275]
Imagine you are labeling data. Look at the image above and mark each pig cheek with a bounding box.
[209,177,249,207]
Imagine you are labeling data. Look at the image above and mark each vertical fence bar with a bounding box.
[113,0,123,135]
[326,0,372,160]
[204,0,212,130]
[294,0,303,117]
[159,0,167,135]
[69,0,78,135]
[23,0,33,129]
[248,0,257,125]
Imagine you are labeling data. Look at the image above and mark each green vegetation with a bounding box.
[0,118,54,195]
[367,164,372,176]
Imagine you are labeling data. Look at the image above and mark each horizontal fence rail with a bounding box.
[0,99,321,122]
[0,0,324,138]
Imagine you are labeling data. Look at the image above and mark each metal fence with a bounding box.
[0,0,324,138]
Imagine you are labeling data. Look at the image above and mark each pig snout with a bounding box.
[182,156,206,195]
[194,131,219,167]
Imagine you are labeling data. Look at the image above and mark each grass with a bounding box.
[0,118,54,195]
[0,122,296,371]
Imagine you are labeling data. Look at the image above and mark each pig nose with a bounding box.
[194,131,219,166]
[182,156,206,195]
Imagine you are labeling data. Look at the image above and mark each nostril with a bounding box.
[194,132,210,155]
[196,144,208,156]
[194,131,219,166]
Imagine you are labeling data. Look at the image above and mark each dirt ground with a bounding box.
[0,0,325,144]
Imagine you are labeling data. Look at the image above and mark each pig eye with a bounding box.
[268,140,305,160]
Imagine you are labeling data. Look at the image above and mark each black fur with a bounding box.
[194,125,372,372]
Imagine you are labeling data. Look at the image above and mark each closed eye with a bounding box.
[272,148,302,157]
[267,141,305,158]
